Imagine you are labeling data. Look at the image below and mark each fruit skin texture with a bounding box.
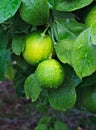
[79,86,96,113]
[19,0,49,26]
[85,6,96,27]
[23,32,53,65]
[35,59,65,89]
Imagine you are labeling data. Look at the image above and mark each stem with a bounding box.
[41,24,50,37]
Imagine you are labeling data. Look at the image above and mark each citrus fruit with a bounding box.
[78,86,96,113]
[19,0,49,26]
[35,59,65,89]
[23,32,53,65]
[85,6,96,27]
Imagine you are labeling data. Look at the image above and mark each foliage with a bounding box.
[1,0,96,124]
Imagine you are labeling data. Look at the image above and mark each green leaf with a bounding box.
[0,26,8,49]
[12,35,25,55]
[48,65,81,111]
[38,116,52,125]
[13,68,26,97]
[49,86,76,111]
[0,49,11,80]
[24,73,42,102]
[52,11,86,41]
[55,39,75,65]
[0,0,21,23]
[49,128,54,130]
[78,72,96,88]
[9,13,30,34]
[5,61,15,80]
[35,124,48,130]
[72,28,96,79]
[15,56,27,70]
[47,0,54,9]
[54,0,93,11]
[90,24,96,45]
[54,121,69,130]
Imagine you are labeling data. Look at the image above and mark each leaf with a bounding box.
[15,56,27,70]
[0,26,8,49]
[47,0,54,9]
[78,72,96,88]
[0,49,11,80]
[9,13,30,34]
[13,68,27,97]
[54,121,69,130]
[0,0,21,23]
[52,11,86,41]
[38,116,52,125]
[12,35,25,55]
[48,65,81,111]
[55,39,75,65]
[54,0,93,11]
[35,124,48,130]
[72,28,96,79]
[90,24,96,45]
[24,73,42,102]
[49,128,54,130]
[5,61,15,80]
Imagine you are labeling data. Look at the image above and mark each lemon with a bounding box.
[35,59,65,89]
[85,6,96,27]
[19,0,49,26]
[23,32,53,65]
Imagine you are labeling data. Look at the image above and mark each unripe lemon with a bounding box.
[19,0,49,26]
[85,6,96,27]
[35,59,65,89]
[23,32,53,65]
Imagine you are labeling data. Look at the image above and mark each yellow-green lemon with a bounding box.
[19,0,49,26]
[23,32,53,65]
[35,59,65,89]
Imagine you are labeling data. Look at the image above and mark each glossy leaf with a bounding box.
[54,0,93,11]
[48,65,81,111]
[52,11,86,41]
[24,73,42,102]
[55,39,75,65]
[0,0,21,23]
[72,28,96,79]
[54,121,69,130]
[12,35,25,55]
[47,0,54,9]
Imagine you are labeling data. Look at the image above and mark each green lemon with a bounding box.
[85,6,96,27]
[35,59,65,89]
[23,32,53,65]
[19,0,49,26]
[78,86,96,113]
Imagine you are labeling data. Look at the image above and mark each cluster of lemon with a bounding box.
[19,0,96,113]
[22,31,65,89]
[19,0,65,89]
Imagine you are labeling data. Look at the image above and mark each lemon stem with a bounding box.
[41,24,50,37]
